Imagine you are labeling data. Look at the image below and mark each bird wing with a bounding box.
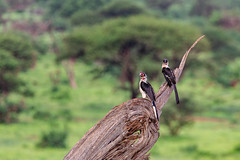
[140,81,156,101]
[162,67,176,84]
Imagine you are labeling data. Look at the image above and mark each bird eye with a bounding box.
[163,59,168,63]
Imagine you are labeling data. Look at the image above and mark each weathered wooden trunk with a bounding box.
[64,36,205,160]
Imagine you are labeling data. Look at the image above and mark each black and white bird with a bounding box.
[162,58,180,104]
[139,72,159,121]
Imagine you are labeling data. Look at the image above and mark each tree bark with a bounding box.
[64,35,205,160]
[119,48,138,99]
[62,58,78,89]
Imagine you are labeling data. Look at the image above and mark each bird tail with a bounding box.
[173,84,180,104]
[152,101,159,121]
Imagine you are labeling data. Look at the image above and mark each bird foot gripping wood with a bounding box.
[64,35,205,160]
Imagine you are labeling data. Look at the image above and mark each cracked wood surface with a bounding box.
[64,35,205,160]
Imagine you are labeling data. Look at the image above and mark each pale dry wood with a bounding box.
[64,35,205,160]
[156,35,206,112]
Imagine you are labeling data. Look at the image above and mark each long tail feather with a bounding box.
[152,101,159,121]
[173,84,180,104]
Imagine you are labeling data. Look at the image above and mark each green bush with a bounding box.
[100,0,145,17]
[50,16,69,31]
[161,97,201,136]
[71,10,104,26]
[181,144,198,153]
[57,109,73,121]
[234,143,240,152]
[33,109,73,121]
[33,110,54,120]
[0,33,33,94]
[0,33,33,69]
[32,38,49,54]
[0,98,25,123]
[203,27,240,61]
[50,86,71,100]
[37,125,68,148]
[217,58,240,86]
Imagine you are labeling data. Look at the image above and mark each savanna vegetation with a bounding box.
[0,0,240,159]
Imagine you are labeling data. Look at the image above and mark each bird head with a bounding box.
[139,72,147,81]
[162,58,169,68]
[163,58,168,64]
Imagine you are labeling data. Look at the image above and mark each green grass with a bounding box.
[19,54,130,118]
[0,54,240,160]
[1,120,239,160]
[151,122,240,160]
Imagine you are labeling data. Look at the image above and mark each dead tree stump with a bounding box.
[64,35,205,160]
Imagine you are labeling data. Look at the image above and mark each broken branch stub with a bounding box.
[64,35,205,160]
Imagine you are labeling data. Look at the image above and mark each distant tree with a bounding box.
[37,122,68,148]
[191,0,220,17]
[0,97,25,123]
[0,0,8,31]
[71,0,145,26]
[145,0,178,10]
[161,97,201,136]
[191,0,240,17]
[45,0,115,31]
[100,0,145,18]
[203,27,240,61]
[0,33,33,123]
[59,16,209,98]
[218,58,240,87]
[5,0,33,11]
[0,49,19,94]
[0,33,33,95]
[47,0,112,18]
[56,29,89,88]
[71,10,104,26]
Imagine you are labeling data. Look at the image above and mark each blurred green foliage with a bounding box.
[161,97,201,136]
[60,15,209,98]
[71,0,145,26]
[191,0,240,17]
[37,123,68,148]
[218,58,240,86]
[0,0,240,159]
[0,33,33,70]
[100,0,145,17]
[71,10,104,26]
[0,97,24,123]
[0,33,33,94]
[0,0,7,16]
